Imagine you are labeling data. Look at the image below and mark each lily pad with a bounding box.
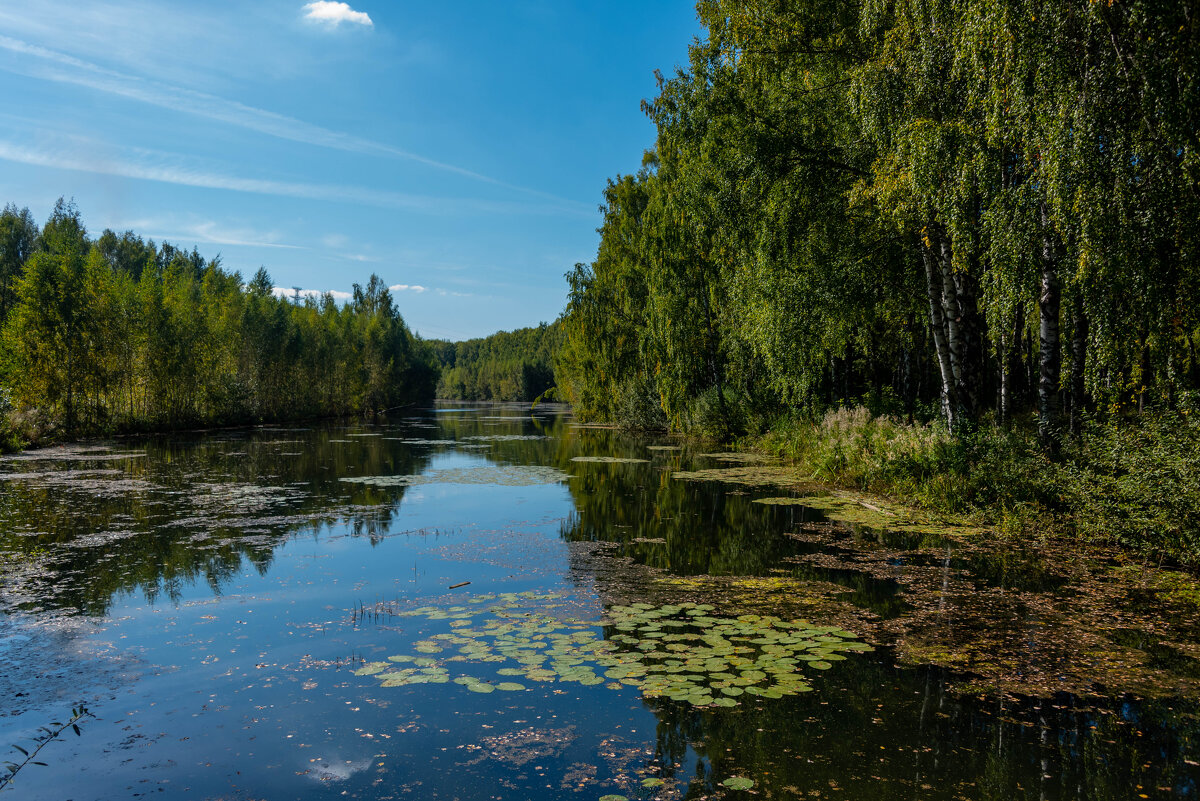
[358,594,869,708]
[353,662,389,676]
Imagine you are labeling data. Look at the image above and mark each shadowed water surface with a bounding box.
[0,403,1197,799]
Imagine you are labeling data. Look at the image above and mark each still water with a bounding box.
[0,404,1197,800]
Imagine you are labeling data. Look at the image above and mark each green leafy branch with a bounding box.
[0,705,94,793]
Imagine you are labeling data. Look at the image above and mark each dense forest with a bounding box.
[429,323,559,402]
[558,0,1199,443]
[0,199,435,443]
[553,0,1200,556]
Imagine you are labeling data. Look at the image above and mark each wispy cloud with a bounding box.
[136,220,303,250]
[389,283,427,293]
[0,34,584,208]
[0,135,591,218]
[302,2,373,27]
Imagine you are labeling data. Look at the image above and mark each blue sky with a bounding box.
[0,1,700,339]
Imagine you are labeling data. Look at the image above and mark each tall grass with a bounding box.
[756,405,1200,562]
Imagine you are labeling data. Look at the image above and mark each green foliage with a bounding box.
[0,200,435,439]
[431,323,558,402]
[1059,406,1200,559]
[0,204,37,322]
[758,404,1200,561]
[559,0,1200,441]
[1,705,94,792]
[552,0,1200,552]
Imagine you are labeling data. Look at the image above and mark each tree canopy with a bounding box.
[0,201,436,438]
[556,0,1200,447]
[431,323,560,402]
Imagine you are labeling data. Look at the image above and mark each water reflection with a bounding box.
[0,403,1197,800]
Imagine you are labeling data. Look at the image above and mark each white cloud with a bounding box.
[272,286,353,302]
[302,2,373,27]
[389,283,427,293]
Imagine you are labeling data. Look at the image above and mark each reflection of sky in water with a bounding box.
[304,757,372,783]
[0,407,1197,800]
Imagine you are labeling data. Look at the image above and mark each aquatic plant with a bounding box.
[354,593,871,706]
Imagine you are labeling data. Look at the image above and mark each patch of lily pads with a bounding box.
[354,592,871,706]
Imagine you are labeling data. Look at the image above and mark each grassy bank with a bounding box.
[752,405,1200,563]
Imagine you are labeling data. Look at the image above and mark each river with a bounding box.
[0,403,1196,799]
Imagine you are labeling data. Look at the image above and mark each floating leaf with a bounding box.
[354,662,389,676]
[722,777,755,790]
[359,595,867,707]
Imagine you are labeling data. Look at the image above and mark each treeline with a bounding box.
[430,323,559,402]
[556,0,1200,448]
[0,199,435,442]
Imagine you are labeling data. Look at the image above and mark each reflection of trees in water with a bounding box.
[0,427,433,615]
[0,406,579,616]
[631,654,1200,800]
[532,424,1200,798]
[556,453,913,618]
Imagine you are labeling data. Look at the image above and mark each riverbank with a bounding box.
[0,404,428,455]
[747,405,1200,564]
[3,408,1200,797]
